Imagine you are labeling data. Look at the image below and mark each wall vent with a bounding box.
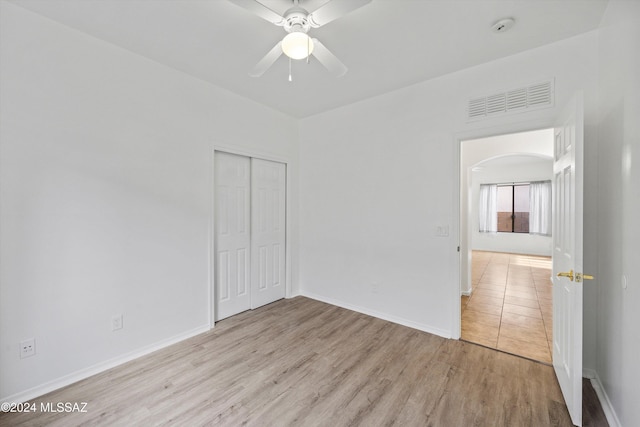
[467,80,554,121]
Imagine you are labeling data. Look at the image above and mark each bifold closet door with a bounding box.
[250,158,286,309]
[215,153,286,321]
[215,152,251,320]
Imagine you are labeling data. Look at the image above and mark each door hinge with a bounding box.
[457,246,460,252]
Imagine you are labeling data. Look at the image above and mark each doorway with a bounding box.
[214,151,287,321]
[459,129,554,363]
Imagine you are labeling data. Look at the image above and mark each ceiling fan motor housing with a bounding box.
[283,7,311,33]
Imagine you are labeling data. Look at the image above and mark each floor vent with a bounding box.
[468,80,554,121]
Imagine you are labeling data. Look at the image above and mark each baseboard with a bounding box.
[1,324,210,404]
[461,289,473,296]
[300,291,451,339]
[588,371,622,427]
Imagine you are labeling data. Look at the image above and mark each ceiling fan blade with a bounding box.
[228,0,285,25]
[249,41,283,77]
[310,38,347,77]
[308,0,372,27]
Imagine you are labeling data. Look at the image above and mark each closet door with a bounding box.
[250,158,286,309]
[214,152,251,320]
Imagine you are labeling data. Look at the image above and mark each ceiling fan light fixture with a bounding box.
[281,31,314,60]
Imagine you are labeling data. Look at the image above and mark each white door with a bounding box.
[215,152,251,320]
[552,92,585,426]
[250,158,286,309]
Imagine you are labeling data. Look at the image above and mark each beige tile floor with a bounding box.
[461,250,553,363]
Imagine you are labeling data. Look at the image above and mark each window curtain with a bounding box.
[478,184,498,233]
[529,180,552,235]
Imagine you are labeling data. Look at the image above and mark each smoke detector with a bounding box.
[492,18,515,33]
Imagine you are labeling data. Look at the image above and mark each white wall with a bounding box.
[0,2,298,401]
[595,1,640,425]
[460,129,553,294]
[299,30,600,341]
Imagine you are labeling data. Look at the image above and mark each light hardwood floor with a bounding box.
[1,297,607,426]
[462,251,553,363]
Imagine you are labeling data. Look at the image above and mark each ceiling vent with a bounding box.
[468,80,554,121]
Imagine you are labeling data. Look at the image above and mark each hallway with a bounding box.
[461,251,553,363]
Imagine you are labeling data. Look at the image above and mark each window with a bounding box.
[479,180,551,235]
[497,184,530,233]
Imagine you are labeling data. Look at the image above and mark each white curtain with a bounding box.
[529,180,552,235]
[478,184,498,233]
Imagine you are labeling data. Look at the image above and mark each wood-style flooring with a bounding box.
[1,297,607,426]
[462,251,553,363]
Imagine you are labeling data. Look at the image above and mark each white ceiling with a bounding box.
[10,0,608,118]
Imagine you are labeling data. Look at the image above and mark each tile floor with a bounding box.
[461,250,553,363]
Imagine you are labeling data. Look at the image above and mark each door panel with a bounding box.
[250,158,286,309]
[552,92,584,426]
[215,152,251,320]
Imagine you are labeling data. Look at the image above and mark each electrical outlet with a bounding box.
[371,282,380,294]
[112,314,123,331]
[19,338,36,359]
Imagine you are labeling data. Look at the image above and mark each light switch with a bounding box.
[436,225,449,237]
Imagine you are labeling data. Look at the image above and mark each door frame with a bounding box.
[453,117,556,339]
[209,145,293,328]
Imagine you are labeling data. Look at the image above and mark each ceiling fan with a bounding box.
[228,0,372,78]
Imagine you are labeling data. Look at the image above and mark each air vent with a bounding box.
[486,93,506,115]
[469,98,486,118]
[506,88,527,111]
[528,81,553,106]
[468,80,554,121]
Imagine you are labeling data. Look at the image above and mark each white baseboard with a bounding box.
[300,291,451,339]
[1,324,210,404]
[461,289,473,296]
[587,371,621,427]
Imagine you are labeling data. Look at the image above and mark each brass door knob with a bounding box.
[557,270,574,281]
[576,273,594,282]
